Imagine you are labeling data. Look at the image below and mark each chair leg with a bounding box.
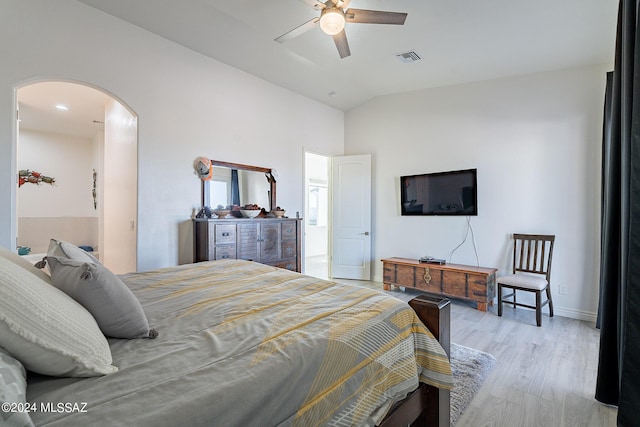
[535,291,542,327]
[546,286,554,318]
[498,284,503,317]
[513,289,517,307]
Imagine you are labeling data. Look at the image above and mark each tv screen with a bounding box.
[400,169,477,216]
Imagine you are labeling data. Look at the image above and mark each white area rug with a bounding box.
[450,342,496,425]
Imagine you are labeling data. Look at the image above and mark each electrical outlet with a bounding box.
[559,285,567,295]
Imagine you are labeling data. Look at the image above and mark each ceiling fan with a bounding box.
[274,0,408,59]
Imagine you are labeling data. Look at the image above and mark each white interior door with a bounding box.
[103,100,137,273]
[331,154,371,280]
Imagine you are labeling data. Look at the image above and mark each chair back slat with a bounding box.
[512,233,555,281]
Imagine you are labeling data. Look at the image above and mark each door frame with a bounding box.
[303,149,331,278]
[13,79,138,272]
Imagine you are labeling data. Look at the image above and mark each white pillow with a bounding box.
[0,245,51,284]
[0,347,34,427]
[0,257,117,377]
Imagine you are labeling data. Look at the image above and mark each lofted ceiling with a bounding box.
[77,0,617,111]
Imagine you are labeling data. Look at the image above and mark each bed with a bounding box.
[2,254,453,426]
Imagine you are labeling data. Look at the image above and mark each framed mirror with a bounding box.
[201,160,276,213]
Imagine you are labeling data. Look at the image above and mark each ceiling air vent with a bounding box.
[396,50,422,63]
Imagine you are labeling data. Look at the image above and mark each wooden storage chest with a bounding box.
[382,257,497,311]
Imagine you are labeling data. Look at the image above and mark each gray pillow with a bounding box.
[47,239,99,264]
[47,256,157,339]
[0,347,35,427]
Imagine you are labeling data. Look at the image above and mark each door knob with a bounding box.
[360,231,370,236]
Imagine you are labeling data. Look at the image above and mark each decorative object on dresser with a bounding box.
[272,206,286,218]
[382,257,497,311]
[240,204,262,218]
[212,206,231,218]
[193,217,302,272]
[497,233,555,327]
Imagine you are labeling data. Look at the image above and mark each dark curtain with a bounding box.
[595,1,640,425]
[231,169,240,206]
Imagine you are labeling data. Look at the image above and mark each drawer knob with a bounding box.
[222,232,230,236]
[424,268,431,284]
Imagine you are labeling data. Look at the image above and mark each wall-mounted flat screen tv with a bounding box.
[400,168,477,216]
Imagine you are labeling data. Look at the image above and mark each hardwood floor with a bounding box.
[333,279,618,427]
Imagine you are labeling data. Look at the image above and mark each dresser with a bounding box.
[193,218,302,272]
[381,257,497,311]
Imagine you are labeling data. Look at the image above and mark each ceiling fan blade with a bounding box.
[345,8,407,25]
[332,29,351,58]
[274,17,320,43]
[297,0,327,10]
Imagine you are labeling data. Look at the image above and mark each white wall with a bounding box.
[345,65,608,321]
[16,129,99,253]
[0,2,607,320]
[0,0,344,270]
[17,130,96,218]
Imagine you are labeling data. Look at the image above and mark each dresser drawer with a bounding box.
[282,241,297,259]
[215,224,236,244]
[214,245,236,260]
[281,222,297,240]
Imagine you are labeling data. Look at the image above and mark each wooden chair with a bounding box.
[497,234,555,327]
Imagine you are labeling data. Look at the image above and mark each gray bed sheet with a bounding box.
[26,260,452,426]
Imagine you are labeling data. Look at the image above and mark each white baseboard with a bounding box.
[553,306,597,323]
[372,274,598,324]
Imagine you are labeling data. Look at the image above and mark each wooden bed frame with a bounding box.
[379,294,451,427]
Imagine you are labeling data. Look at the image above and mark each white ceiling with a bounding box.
[76,0,619,111]
[15,0,620,129]
[18,82,111,139]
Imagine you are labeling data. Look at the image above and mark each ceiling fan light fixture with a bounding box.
[319,7,346,36]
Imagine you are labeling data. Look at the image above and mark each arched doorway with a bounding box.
[16,81,138,273]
